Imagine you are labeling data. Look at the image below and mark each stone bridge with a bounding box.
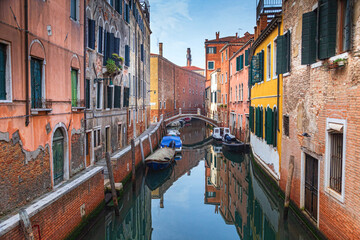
[164,108,219,127]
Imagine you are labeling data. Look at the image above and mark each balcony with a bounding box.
[256,0,282,21]
[31,98,52,114]
[71,99,86,111]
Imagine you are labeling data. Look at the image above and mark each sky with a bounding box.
[150,0,257,69]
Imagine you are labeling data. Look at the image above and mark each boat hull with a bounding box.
[145,160,172,171]
[222,142,249,152]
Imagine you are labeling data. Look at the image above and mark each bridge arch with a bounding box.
[164,111,218,128]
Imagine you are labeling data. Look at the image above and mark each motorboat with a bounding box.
[222,134,249,152]
[212,127,235,142]
[168,121,181,127]
[167,129,180,136]
[145,146,175,170]
[161,136,182,152]
[183,117,191,123]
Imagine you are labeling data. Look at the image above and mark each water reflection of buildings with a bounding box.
[80,171,152,240]
[207,147,314,240]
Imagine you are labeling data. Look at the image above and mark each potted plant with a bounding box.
[105,54,124,77]
[333,58,347,67]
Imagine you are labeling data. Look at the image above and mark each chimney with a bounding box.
[216,32,220,41]
[186,48,192,67]
[159,42,163,57]
[236,32,238,38]
[259,14,268,32]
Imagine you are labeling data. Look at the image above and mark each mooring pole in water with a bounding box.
[105,152,119,216]
[131,139,136,183]
[148,134,153,153]
[19,209,34,240]
[284,155,295,219]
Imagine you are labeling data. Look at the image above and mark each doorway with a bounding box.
[106,126,111,153]
[304,154,318,220]
[53,128,64,185]
[85,132,91,167]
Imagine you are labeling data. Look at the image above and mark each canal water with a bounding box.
[80,120,317,240]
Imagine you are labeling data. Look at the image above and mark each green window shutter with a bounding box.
[273,109,277,147]
[88,19,95,49]
[265,108,268,143]
[123,87,129,107]
[206,47,209,54]
[240,54,244,70]
[31,58,42,108]
[256,107,260,137]
[245,49,249,66]
[260,50,264,81]
[115,0,122,14]
[71,69,78,107]
[114,37,120,55]
[269,107,274,145]
[109,33,115,57]
[214,47,217,53]
[98,26,103,54]
[96,82,101,108]
[107,86,113,109]
[343,0,352,51]
[252,55,260,83]
[285,32,291,73]
[0,44,6,100]
[71,0,77,20]
[301,11,317,65]
[276,35,285,74]
[125,45,129,66]
[318,0,337,59]
[236,56,239,71]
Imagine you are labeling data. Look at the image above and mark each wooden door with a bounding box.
[53,129,64,185]
[305,154,318,220]
[31,58,42,108]
[86,132,91,167]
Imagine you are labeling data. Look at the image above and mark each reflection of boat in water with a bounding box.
[145,165,174,191]
[222,134,249,152]
[222,148,248,164]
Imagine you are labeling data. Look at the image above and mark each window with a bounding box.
[96,82,102,109]
[238,84,241,101]
[301,0,350,65]
[70,0,79,21]
[267,44,271,80]
[159,101,162,109]
[31,58,43,108]
[183,87,185,93]
[87,18,95,49]
[71,69,79,107]
[245,49,249,66]
[114,85,121,108]
[230,88,232,102]
[98,25,103,54]
[164,101,166,109]
[230,63,232,76]
[125,45,130,66]
[85,79,90,109]
[207,61,214,70]
[93,128,101,148]
[225,94,227,104]
[241,83,243,101]
[125,3,129,23]
[206,47,216,54]
[225,73,227,83]
[115,0,122,14]
[273,39,277,79]
[123,87,129,107]
[276,32,290,74]
[325,119,346,201]
[226,49,228,60]
[235,86,237,101]
[0,42,11,101]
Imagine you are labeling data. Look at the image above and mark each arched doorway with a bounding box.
[53,128,64,185]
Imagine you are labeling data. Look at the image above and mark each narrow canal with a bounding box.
[80,120,318,240]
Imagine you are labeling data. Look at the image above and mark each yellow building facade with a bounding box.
[249,16,286,180]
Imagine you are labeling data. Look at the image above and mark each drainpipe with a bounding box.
[277,19,280,132]
[25,0,29,126]
[83,0,87,131]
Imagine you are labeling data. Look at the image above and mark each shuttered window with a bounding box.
[31,58,42,108]
[245,49,249,66]
[206,47,216,54]
[97,82,101,109]
[109,33,115,59]
[0,43,6,100]
[98,26,103,54]
[107,86,113,109]
[125,4,129,23]
[249,106,254,133]
[115,0,122,15]
[276,32,291,74]
[71,69,78,107]
[240,54,244,70]
[208,61,214,70]
[273,108,278,147]
[342,0,351,52]
[265,107,274,145]
[88,18,95,49]
[70,0,77,21]
[85,79,90,109]
[123,87,130,107]
[141,44,144,62]
[125,45,130,67]
[114,86,121,108]
[301,11,317,65]
[259,107,263,139]
[318,0,337,59]
[236,56,240,71]
[114,37,120,55]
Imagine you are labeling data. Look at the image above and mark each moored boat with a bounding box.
[212,127,235,142]
[161,136,182,152]
[145,146,175,171]
[222,134,249,152]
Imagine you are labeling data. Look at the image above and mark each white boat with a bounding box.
[167,129,180,136]
[168,121,181,127]
[212,127,235,141]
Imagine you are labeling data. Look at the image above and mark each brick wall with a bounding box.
[0,140,51,216]
[281,0,360,239]
[1,170,104,240]
[70,133,85,176]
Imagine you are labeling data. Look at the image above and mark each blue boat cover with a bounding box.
[161,136,182,148]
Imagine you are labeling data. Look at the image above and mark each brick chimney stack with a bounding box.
[159,42,163,57]
[216,32,220,41]
[186,48,191,67]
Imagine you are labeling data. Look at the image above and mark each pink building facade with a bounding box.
[229,40,253,142]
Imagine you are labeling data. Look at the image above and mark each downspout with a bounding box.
[135,19,138,136]
[25,0,29,126]
[84,0,87,131]
[173,65,175,113]
[277,19,280,132]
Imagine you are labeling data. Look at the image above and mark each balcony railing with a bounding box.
[31,98,53,110]
[71,99,86,110]
[256,0,282,21]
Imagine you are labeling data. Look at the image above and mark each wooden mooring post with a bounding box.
[131,139,136,183]
[19,209,34,240]
[284,155,295,219]
[105,152,120,216]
